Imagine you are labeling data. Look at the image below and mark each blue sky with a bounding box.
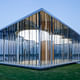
[0,0,80,34]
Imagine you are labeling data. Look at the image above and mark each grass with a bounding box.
[0,64,80,80]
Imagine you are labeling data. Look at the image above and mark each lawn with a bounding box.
[0,64,80,80]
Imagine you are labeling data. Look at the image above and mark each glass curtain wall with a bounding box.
[0,13,40,66]
[0,10,80,67]
[40,11,80,65]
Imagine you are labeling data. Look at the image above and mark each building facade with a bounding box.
[0,8,80,69]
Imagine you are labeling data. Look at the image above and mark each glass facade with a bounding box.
[0,9,80,68]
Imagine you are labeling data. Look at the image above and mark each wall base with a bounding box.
[0,61,79,70]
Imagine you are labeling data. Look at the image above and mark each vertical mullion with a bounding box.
[36,13,37,65]
[38,12,41,66]
[2,31,4,62]
[31,16,33,65]
[29,17,30,65]
[51,16,53,64]
[8,28,9,63]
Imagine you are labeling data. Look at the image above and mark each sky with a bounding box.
[0,0,80,34]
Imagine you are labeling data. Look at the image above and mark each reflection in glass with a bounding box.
[0,10,80,67]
